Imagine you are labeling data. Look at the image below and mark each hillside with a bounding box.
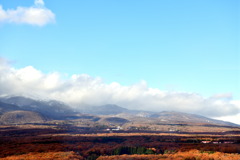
[99,117,130,125]
[0,110,46,124]
[0,96,76,120]
[0,101,22,114]
[147,111,239,126]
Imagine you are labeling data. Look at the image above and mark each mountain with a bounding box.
[147,111,239,127]
[81,104,129,115]
[80,104,154,117]
[0,96,76,120]
[79,104,239,128]
[0,101,22,114]
[0,96,239,128]
[0,110,46,124]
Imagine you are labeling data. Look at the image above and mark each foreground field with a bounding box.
[1,150,240,160]
[98,150,240,160]
[0,125,239,160]
[0,152,83,160]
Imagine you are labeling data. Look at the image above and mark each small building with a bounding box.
[224,141,234,144]
[112,126,122,131]
[106,126,122,131]
[201,141,211,144]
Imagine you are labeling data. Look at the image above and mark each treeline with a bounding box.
[112,146,155,155]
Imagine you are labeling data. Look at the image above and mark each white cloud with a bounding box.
[0,0,55,26]
[35,0,45,6]
[0,58,239,124]
[218,113,240,125]
[214,101,240,124]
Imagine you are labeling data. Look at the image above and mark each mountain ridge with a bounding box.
[0,96,239,128]
[0,96,76,120]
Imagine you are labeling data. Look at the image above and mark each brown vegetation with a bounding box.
[98,150,240,160]
[0,125,239,160]
[0,151,83,160]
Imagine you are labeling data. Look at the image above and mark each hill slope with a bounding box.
[0,96,76,120]
[0,110,46,124]
[0,101,22,114]
[148,111,239,126]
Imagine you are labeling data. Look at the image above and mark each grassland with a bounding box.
[0,122,239,160]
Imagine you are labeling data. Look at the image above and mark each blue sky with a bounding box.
[1,0,239,99]
[0,0,240,123]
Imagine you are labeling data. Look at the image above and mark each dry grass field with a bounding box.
[0,124,239,160]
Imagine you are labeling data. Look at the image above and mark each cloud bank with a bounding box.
[0,58,239,123]
[0,0,55,26]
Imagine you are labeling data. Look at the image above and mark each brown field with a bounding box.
[0,124,239,160]
[97,150,240,160]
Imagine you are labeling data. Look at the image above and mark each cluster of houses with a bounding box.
[106,126,122,131]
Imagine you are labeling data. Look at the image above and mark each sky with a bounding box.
[0,0,239,124]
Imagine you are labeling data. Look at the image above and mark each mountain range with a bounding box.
[0,96,239,128]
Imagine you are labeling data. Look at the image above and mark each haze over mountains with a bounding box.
[0,96,238,128]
